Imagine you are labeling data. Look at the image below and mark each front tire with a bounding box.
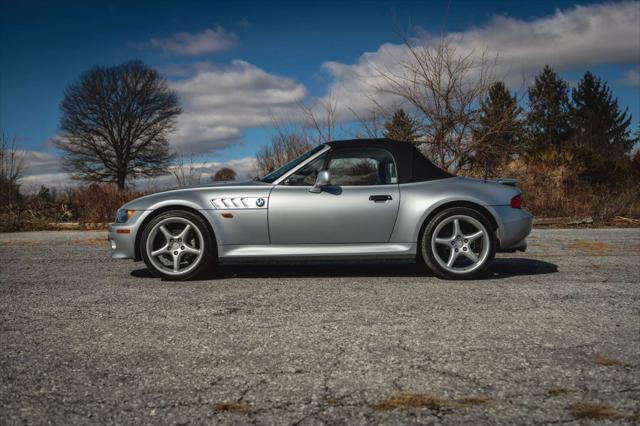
[420,207,496,280]
[140,210,215,281]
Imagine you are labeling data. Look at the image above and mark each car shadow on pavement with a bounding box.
[130,258,557,281]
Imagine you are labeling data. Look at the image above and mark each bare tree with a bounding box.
[348,100,388,139]
[255,130,312,176]
[212,167,236,182]
[171,154,205,187]
[0,133,25,185]
[0,133,26,203]
[300,95,338,144]
[255,95,340,176]
[371,38,495,172]
[54,60,181,189]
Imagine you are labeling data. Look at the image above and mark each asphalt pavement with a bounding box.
[1,228,639,424]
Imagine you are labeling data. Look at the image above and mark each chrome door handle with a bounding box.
[369,195,392,202]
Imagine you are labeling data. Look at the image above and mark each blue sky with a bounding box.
[1,0,639,185]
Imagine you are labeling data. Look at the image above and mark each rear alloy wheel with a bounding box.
[421,207,496,279]
[141,210,215,280]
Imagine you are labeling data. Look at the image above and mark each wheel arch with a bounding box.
[134,205,217,261]
[415,200,499,259]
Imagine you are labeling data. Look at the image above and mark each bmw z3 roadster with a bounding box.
[109,139,533,280]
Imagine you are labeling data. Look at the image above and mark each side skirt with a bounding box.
[218,243,417,261]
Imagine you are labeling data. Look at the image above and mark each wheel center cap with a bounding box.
[172,243,180,250]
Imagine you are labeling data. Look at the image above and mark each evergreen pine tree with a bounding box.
[569,71,635,157]
[383,109,420,142]
[527,65,571,151]
[472,82,524,178]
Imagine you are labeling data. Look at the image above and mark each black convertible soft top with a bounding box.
[325,138,452,183]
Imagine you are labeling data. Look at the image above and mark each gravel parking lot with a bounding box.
[1,228,639,424]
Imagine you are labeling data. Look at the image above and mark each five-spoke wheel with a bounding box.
[421,207,496,279]
[141,210,215,280]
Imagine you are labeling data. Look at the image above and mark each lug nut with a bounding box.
[178,238,182,242]
[464,239,468,243]
[454,248,459,252]
[181,246,185,250]
[463,247,468,251]
[451,241,455,245]
[173,251,178,255]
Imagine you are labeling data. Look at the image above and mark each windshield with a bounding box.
[260,145,326,183]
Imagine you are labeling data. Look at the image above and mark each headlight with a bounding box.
[115,209,134,223]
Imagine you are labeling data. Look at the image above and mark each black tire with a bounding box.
[419,207,496,280]
[140,210,216,281]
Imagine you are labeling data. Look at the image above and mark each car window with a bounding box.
[260,145,326,183]
[283,153,327,186]
[328,148,397,186]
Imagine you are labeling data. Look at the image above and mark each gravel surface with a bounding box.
[1,228,639,425]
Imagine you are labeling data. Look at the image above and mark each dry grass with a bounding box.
[373,393,451,411]
[0,184,151,232]
[0,239,42,246]
[79,238,107,245]
[548,388,571,397]
[568,240,613,252]
[372,393,492,411]
[502,154,640,222]
[592,356,624,366]
[571,403,622,420]
[213,402,253,413]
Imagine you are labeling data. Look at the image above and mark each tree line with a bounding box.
[2,42,638,225]
[382,65,637,186]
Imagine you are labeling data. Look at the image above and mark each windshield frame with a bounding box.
[260,144,329,184]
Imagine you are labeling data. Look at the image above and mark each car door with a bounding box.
[268,147,400,244]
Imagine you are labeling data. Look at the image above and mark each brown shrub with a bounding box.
[213,402,253,412]
[571,403,621,420]
[0,184,151,232]
[63,184,147,224]
[496,151,640,221]
[592,356,624,366]
[372,393,451,411]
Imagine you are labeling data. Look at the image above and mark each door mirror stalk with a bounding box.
[309,170,331,193]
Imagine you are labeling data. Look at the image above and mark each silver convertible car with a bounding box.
[109,139,532,280]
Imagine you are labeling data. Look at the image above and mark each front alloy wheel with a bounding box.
[141,210,215,280]
[421,207,496,279]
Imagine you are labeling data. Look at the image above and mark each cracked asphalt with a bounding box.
[1,228,639,425]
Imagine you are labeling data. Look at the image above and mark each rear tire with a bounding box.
[420,207,496,280]
[140,210,216,281]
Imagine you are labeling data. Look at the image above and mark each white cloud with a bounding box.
[18,150,61,175]
[20,173,73,191]
[170,60,306,152]
[320,1,640,118]
[137,156,258,189]
[23,2,640,186]
[19,156,259,191]
[137,26,237,56]
[621,67,640,87]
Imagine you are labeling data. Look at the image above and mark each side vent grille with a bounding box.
[210,197,268,209]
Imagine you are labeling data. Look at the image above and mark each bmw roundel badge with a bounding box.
[256,198,265,207]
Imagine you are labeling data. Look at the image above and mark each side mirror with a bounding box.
[309,170,331,193]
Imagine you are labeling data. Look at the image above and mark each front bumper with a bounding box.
[108,210,150,259]
[493,206,533,252]
[108,223,137,259]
